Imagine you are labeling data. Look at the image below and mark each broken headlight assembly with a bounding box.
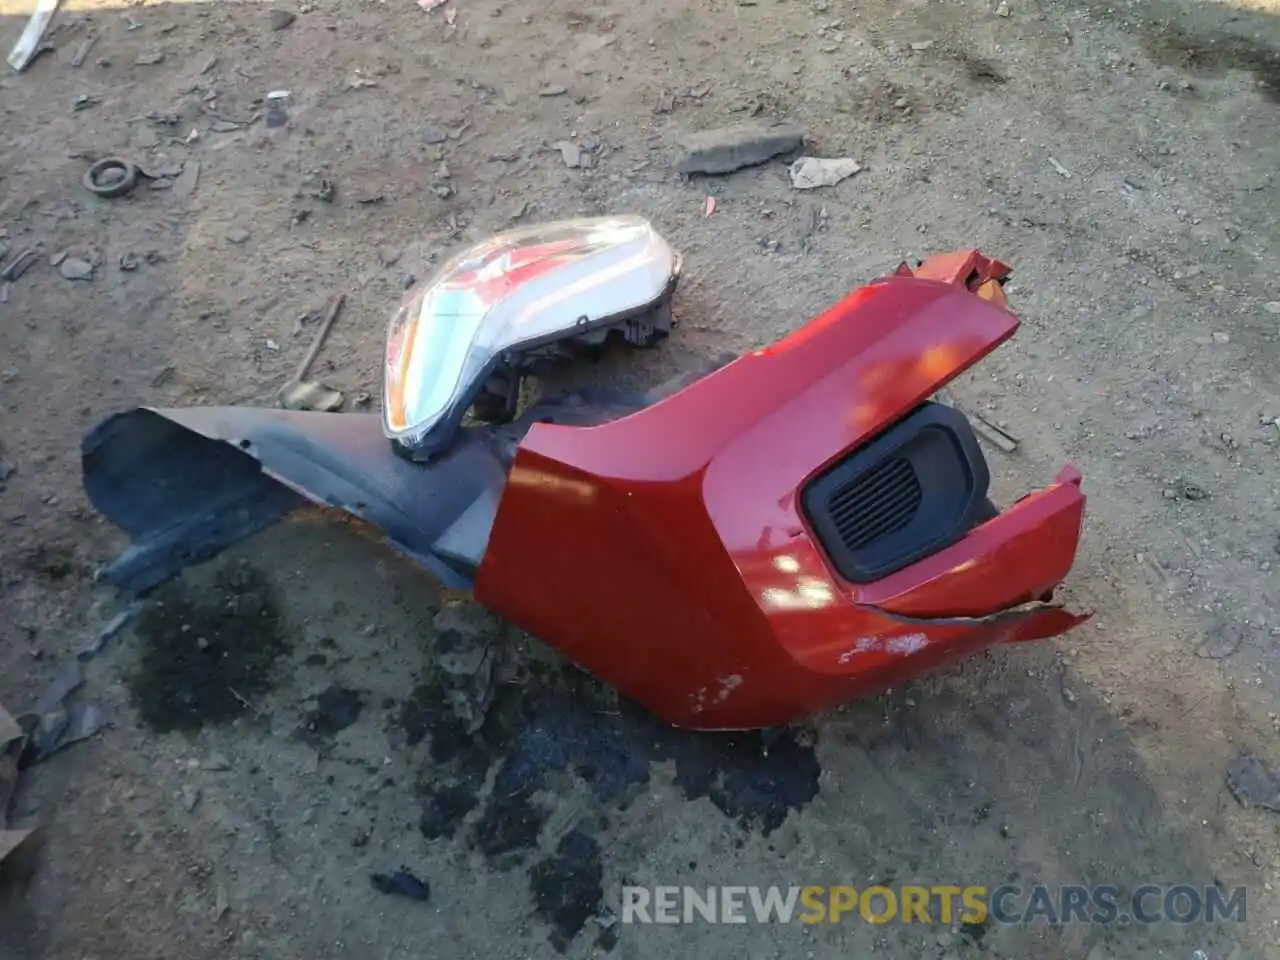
[382,215,682,461]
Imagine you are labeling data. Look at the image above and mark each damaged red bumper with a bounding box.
[476,251,1088,729]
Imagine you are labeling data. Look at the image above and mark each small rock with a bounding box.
[378,247,402,267]
[59,258,94,281]
[1226,753,1280,812]
[181,784,202,812]
[552,140,591,169]
[135,50,165,66]
[1264,301,1280,315]
[279,380,343,412]
[1196,620,1242,660]
[266,104,289,128]
[433,184,453,198]
[893,97,909,108]
[226,227,251,244]
[910,40,935,51]
[269,9,297,30]
[97,167,128,189]
[370,869,430,902]
[203,752,232,771]
[50,251,68,267]
[1062,687,1077,704]
[654,89,675,113]
[423,125,448,144]
[1211,331,1230,344]
[995,1,1011,15]
[539,85,568,97]
[399,272,417,290]
[119,252,139,272]
[214,885,230,920]
[676,121,806,175]
[1182,483,1208,501]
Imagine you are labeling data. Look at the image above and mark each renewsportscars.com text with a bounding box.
[621,884,1246,926]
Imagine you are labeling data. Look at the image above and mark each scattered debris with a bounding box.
[969,412,1020,453]
[2,249,39,282]
[279,292,346,412]
[676,121,806,175]
[226,227,251,244]
[279,381,344,412]
[348,72,379,89]
[269,9,297,30]
[1195,620,1243,660]
[788,156,862,189]
[539,85,568,97]
[553,140,592,169]
[171,161,198,200]
[79,606,140,661]
[416,0,448,10]
[1,701,32,867]
[17,661,108,765]
[7,0,59,72]
[703,196,717,217]
[59,258,94,281]
[371,869,431,901]
[1047,156,1072,178]
[73,94,99,112]
[83,157,139,199]
[1226,753,1280,813]
[70,35,97,68]
[1182,482,1209,501]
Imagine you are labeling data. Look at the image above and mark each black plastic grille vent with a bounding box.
[801,402,991,583]
[828,457,923,552]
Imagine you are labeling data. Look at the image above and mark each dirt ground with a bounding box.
[1,0,1280,956]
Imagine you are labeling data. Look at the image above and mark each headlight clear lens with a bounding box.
[382,215,679,459]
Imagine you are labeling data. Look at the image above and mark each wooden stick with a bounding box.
[295,293,345,383]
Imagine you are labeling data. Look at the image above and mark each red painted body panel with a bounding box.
[474,252,1088,729]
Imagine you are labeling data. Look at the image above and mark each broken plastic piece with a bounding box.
[7,0,60,72]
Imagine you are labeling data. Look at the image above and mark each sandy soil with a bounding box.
[1,0,1279,957]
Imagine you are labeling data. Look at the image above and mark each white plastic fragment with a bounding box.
[8,0,60,72]
[267,89,291,100]
[788,156,862,190]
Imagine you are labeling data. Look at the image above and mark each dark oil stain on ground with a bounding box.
[298,684,364,743]
[126,563,290,733]
[530,830,604,951]
[399,659,822,951]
